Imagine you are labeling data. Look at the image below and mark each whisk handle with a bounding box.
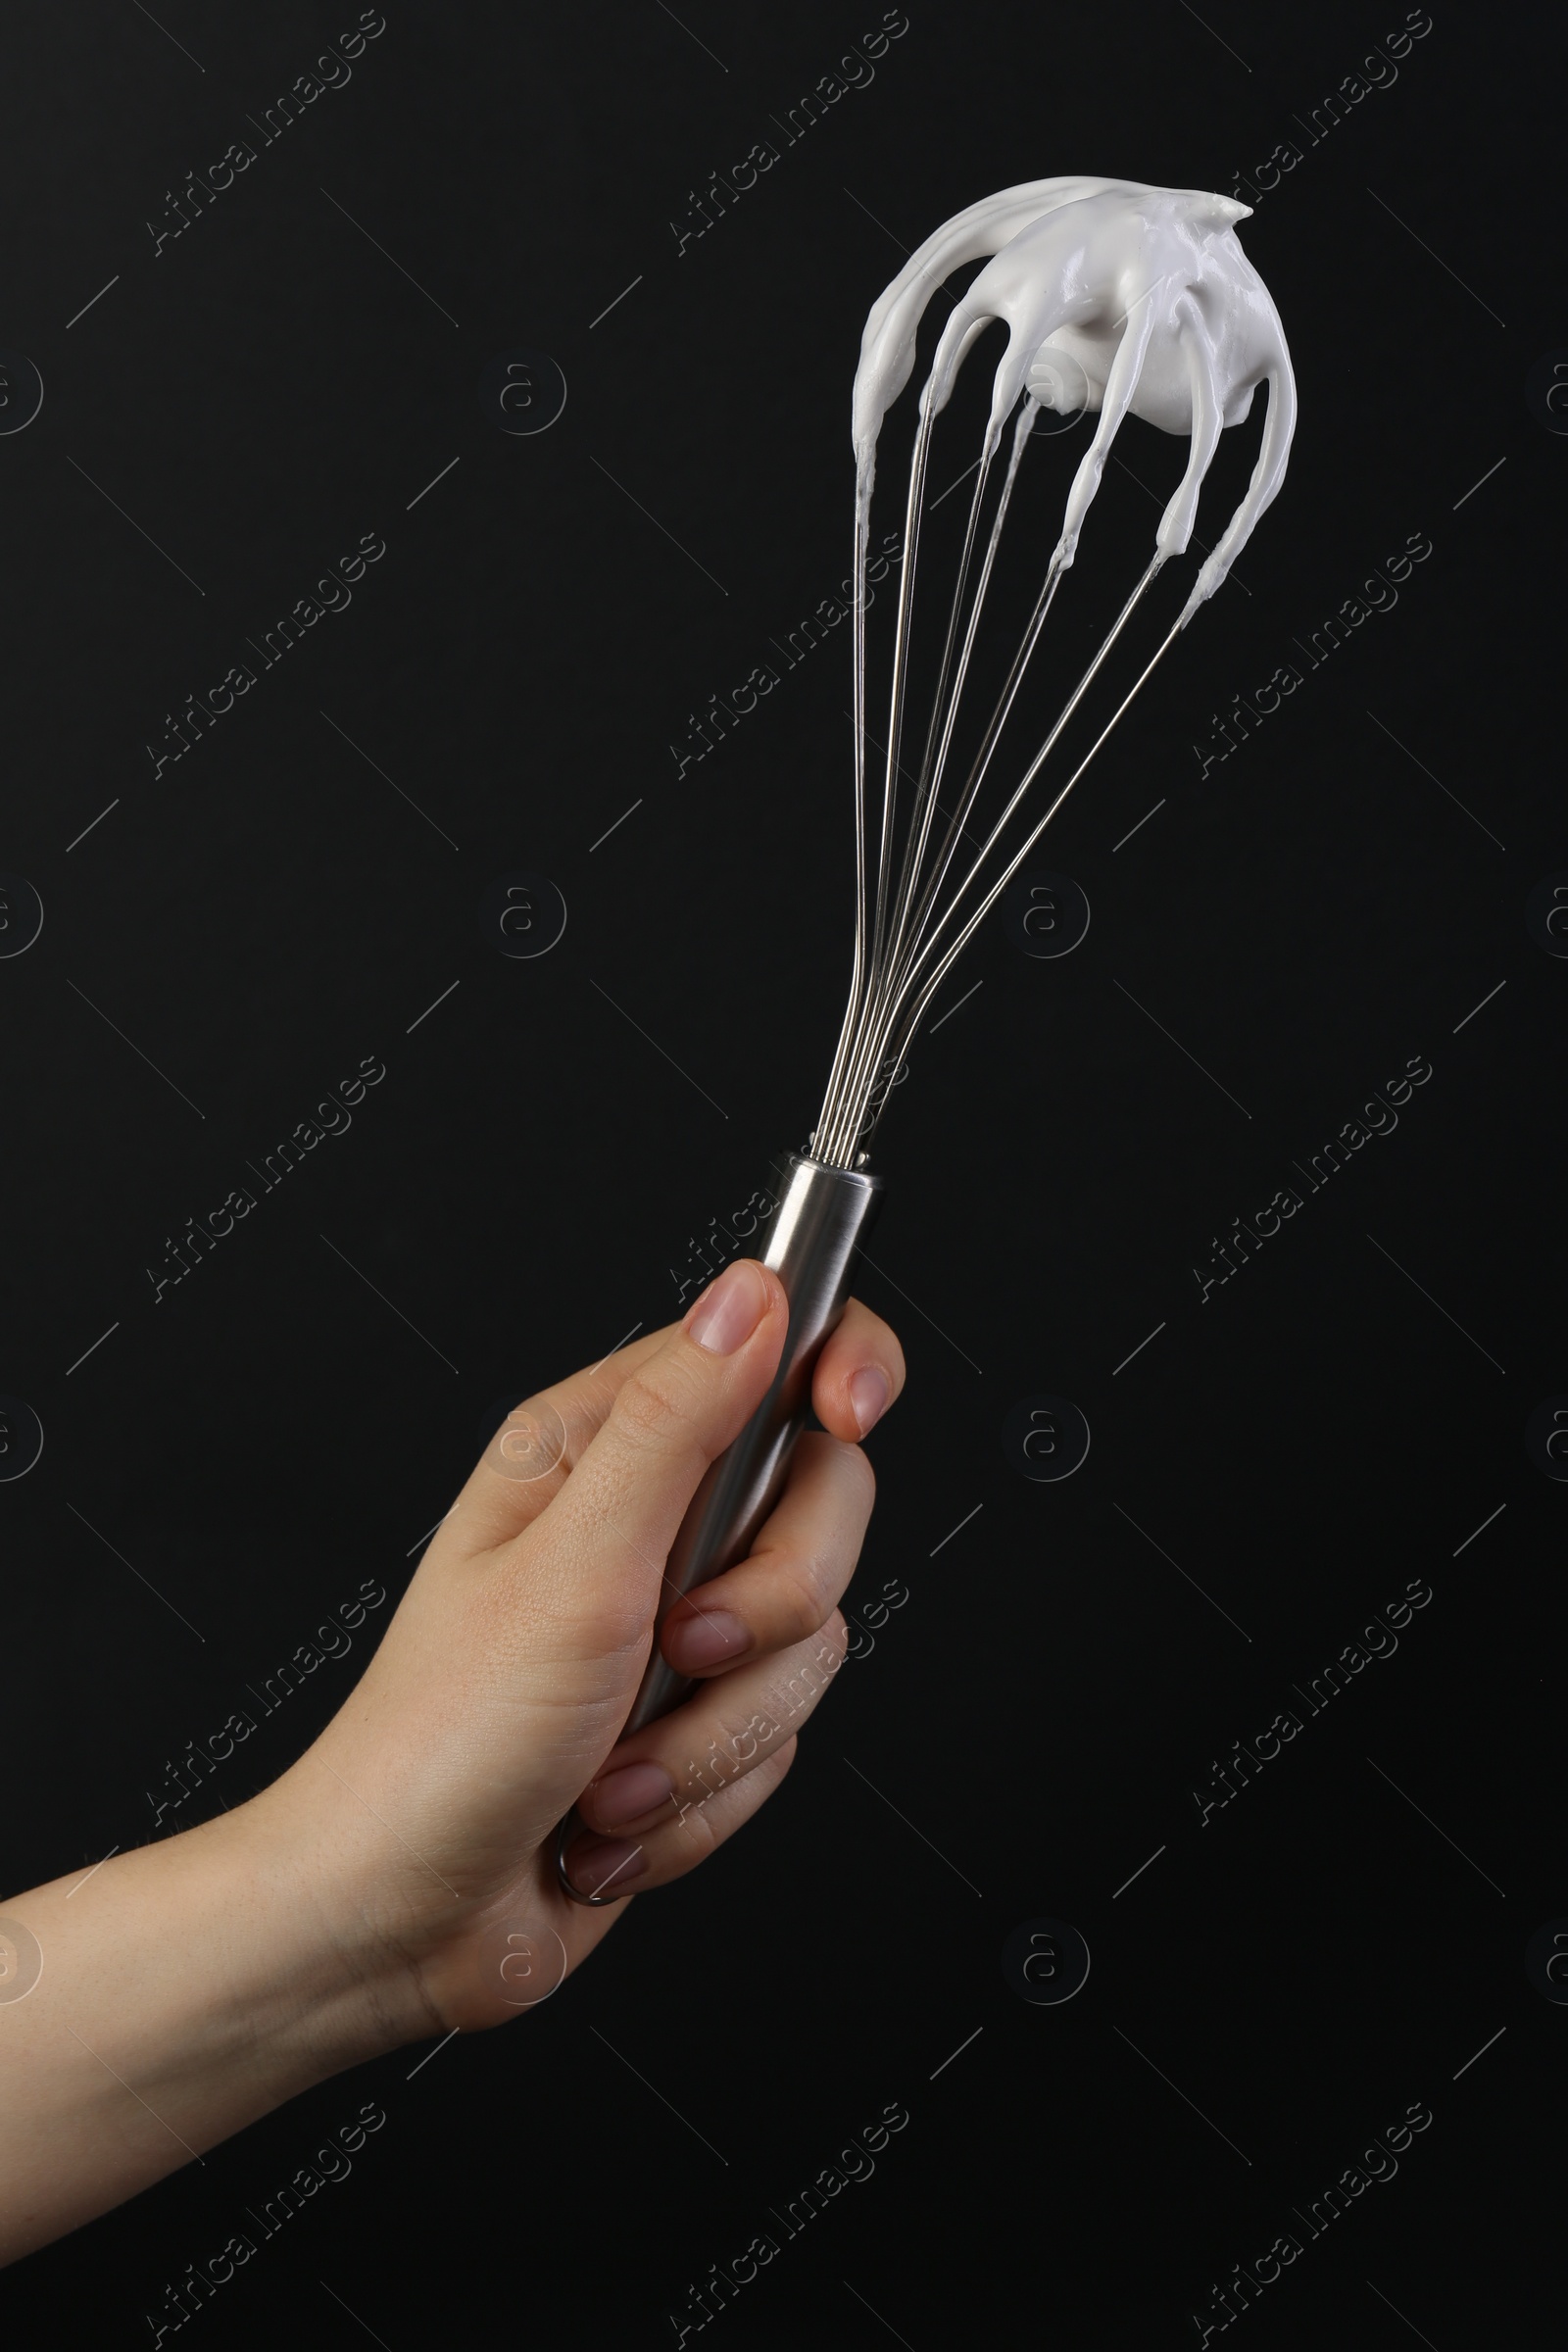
[556,1151,883,1902]
[624,1149,884,1737]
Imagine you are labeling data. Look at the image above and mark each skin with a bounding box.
[0,1259,904,2264]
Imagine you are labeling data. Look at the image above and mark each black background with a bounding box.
[2,0,1562,2343]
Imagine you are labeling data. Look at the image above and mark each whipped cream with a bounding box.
[853,177,1296,617]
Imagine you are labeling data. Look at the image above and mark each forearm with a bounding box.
[0,1800,400,2264]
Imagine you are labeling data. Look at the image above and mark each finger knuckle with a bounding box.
[612,1363,700,1460]
[816,1608,851,1673]
[840,1438,877,1513]
[770,1547,834,1644]
[672,1782,725,1863]
[765,1615,848,1723]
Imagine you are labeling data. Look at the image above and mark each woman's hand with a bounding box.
[262,1256,905,2038]
[0,1260,903,2261]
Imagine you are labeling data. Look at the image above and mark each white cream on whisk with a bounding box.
[852,176,1296,620]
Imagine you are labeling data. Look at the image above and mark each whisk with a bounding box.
[558,174,1296,1900]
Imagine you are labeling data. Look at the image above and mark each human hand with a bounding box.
[0,1259,903,2262]
[254,1256,906,2043]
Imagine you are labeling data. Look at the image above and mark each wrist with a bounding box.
[233,1773,443,2080]
[71,1802,402,2103]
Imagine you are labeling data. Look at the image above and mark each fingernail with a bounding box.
[588,1761,674,1830]
[686,1260,768,1355]
[564,1836,647,1900]
[849,1365,892,1436]
[664,1606,750,1674]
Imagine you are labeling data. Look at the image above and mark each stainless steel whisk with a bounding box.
[558,174,1296,1900]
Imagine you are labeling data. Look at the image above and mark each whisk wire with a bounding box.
[879,442,997,989]
[924,548,1164,962]
[865,400,937,999]
[824,535,1161,1163]
[815,478,1171,1166]
[880,395,1039,997]
[872,604,1189,1084]
[889,535,1071,999]
[817,504,875,1139]
[821,402,1058,1162]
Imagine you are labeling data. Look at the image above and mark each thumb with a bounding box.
[526,1257,790,1668]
